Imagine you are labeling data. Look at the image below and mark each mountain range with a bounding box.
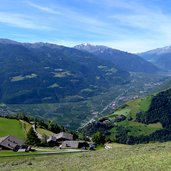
[0,39,161,105]
[75,43,160,73]
[0,39,131,104]
[139,46,171,70]
[0,38,166,129]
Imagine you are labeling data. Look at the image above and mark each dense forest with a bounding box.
[136,89,171,129]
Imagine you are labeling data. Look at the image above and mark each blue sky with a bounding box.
[0,0,171,52]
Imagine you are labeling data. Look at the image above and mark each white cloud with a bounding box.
[0,12,51,30]
[106,0,171,51]
[2,0,171,52]
[26,1,107,30]
[26,1,61,15]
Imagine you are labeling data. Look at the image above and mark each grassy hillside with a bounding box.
[1,142,171,170]
[82,90,171,145]
[83,86,171,145]
[83,95,162,138]
[0,117,54,140]
[108,95,162,139]
[0,118,26,140]
[36,128,54,136]
[108,95,153,119]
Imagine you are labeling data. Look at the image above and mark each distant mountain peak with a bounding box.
[139,45,171,70]
[139,46,171,57]
[81,43,92,46]
[74,43,110,54]
[75,43,160,73]
[0,38,20,45]
[75,43,108,48]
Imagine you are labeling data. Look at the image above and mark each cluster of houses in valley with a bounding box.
[0,132,89,152]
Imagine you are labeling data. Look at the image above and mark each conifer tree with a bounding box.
[25,127,40,146]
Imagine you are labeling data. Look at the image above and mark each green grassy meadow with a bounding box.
[113,95,153,118]
[103,95,162,139]
[0,117,54,140]
[106,95,152,121]
[36,128,54,136]
[1,142,171,171]
[0,117,26,140]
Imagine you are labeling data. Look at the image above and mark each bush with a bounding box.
[92,132,106,145]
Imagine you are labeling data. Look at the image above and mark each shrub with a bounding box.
[92,132,106,145]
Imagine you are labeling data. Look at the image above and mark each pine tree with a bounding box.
[25,127,40,146]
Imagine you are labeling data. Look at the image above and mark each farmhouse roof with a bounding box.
[0,136,8,144]
[54,132,73,140]
[47,135,56,143]
[47,132,73,143]
[0,135,23,150]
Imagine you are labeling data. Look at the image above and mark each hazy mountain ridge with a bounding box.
[139,46,171,70]
[75,43,160,73]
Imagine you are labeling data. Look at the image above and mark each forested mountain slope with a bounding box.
[75,44,160,73]
[0,39,129,104]
[82,87,171,144]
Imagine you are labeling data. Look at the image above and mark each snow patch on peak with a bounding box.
[82,43,91,46]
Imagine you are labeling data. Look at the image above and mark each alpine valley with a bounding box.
[0,39,170,129]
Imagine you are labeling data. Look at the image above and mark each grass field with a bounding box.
[112,95,153,119]
[1,142,171,171]
[117,120,162,136]
[0,117,54,140]
[36,128,54,136]
[0,118,26,140]
[110,95,154,121]
[0,147,61,157]
[105,95,161,138]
